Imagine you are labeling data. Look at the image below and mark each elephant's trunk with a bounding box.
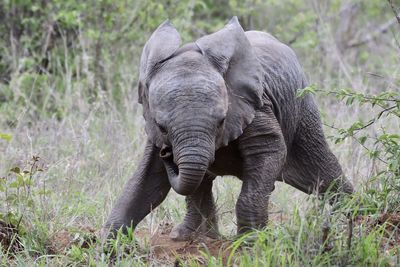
[161,143,212,196]
[164,159,207,195]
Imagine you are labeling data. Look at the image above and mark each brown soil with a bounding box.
[354,212,400,249]
[46,226,97,254]
[45,223,233,264]
[376,213,400,227]
[135,223,233,265]
[354,212,400,230]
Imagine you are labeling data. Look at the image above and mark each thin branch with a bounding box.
[388,0,400,26]
[323,123,388,164]
[326,105,397,133]
[321,90,400,103]
[348,18,398,48]
[376,105,397,119]
[353,119,375,132]
[390,26,400,52]
[387,0,400,53]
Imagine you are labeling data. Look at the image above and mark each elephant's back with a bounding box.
[245,31,281,47]
[245,30,308,146]
[245,31,299,63]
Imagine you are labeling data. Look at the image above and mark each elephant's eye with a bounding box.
[156,122,168,135]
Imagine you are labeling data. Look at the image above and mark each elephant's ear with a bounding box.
[138,20,181,104]
[195,17,264,146]
[138,20,181,147]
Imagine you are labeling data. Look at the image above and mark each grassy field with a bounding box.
[0,0,399,266]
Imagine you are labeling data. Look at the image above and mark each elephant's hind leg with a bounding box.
[169,172,219,241]
[282,100,353,199]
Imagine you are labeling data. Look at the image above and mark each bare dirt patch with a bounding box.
[46,226,97,254]
[45,223,233,264]
[135,223,233,265]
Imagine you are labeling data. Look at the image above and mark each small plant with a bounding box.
[0,155,46,255]
[1,156,44,225]
[299,86,400,213]
[328,89,399,213]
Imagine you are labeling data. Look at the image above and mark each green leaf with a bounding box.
[296,85,317,98]
[27,199,34,208]
[359,136,367,145]
[10,167,21,174]
[0,133,12,141]
[16,173,25,185]
[345,96,354,105]
[9,181,20,188]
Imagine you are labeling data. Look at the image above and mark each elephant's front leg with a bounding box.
[102,141,171,238]
[236,110,286,234]
[169,173,219,241]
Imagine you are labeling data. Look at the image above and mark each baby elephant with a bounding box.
[103,17,353,241]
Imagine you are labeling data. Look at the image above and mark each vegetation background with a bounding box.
[0,0,399,265]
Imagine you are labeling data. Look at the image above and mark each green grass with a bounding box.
[0,104,399,265]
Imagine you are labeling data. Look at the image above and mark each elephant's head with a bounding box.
[138,17,264,195]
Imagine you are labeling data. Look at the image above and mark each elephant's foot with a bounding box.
[169,222,220,241]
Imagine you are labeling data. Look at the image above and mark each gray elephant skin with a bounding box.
[103,17,353,241]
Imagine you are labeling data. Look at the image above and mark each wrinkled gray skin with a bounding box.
[103,17,353,241]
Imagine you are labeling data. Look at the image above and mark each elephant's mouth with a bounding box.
[163,158,179,182]
[159,145,179,177]
[159,144,207,195]
[160,145,181,191]
[160,144,173,160]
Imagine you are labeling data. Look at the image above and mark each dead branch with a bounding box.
[347,215,353,250]
[348,18,397,47]
[322,218,331,252]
